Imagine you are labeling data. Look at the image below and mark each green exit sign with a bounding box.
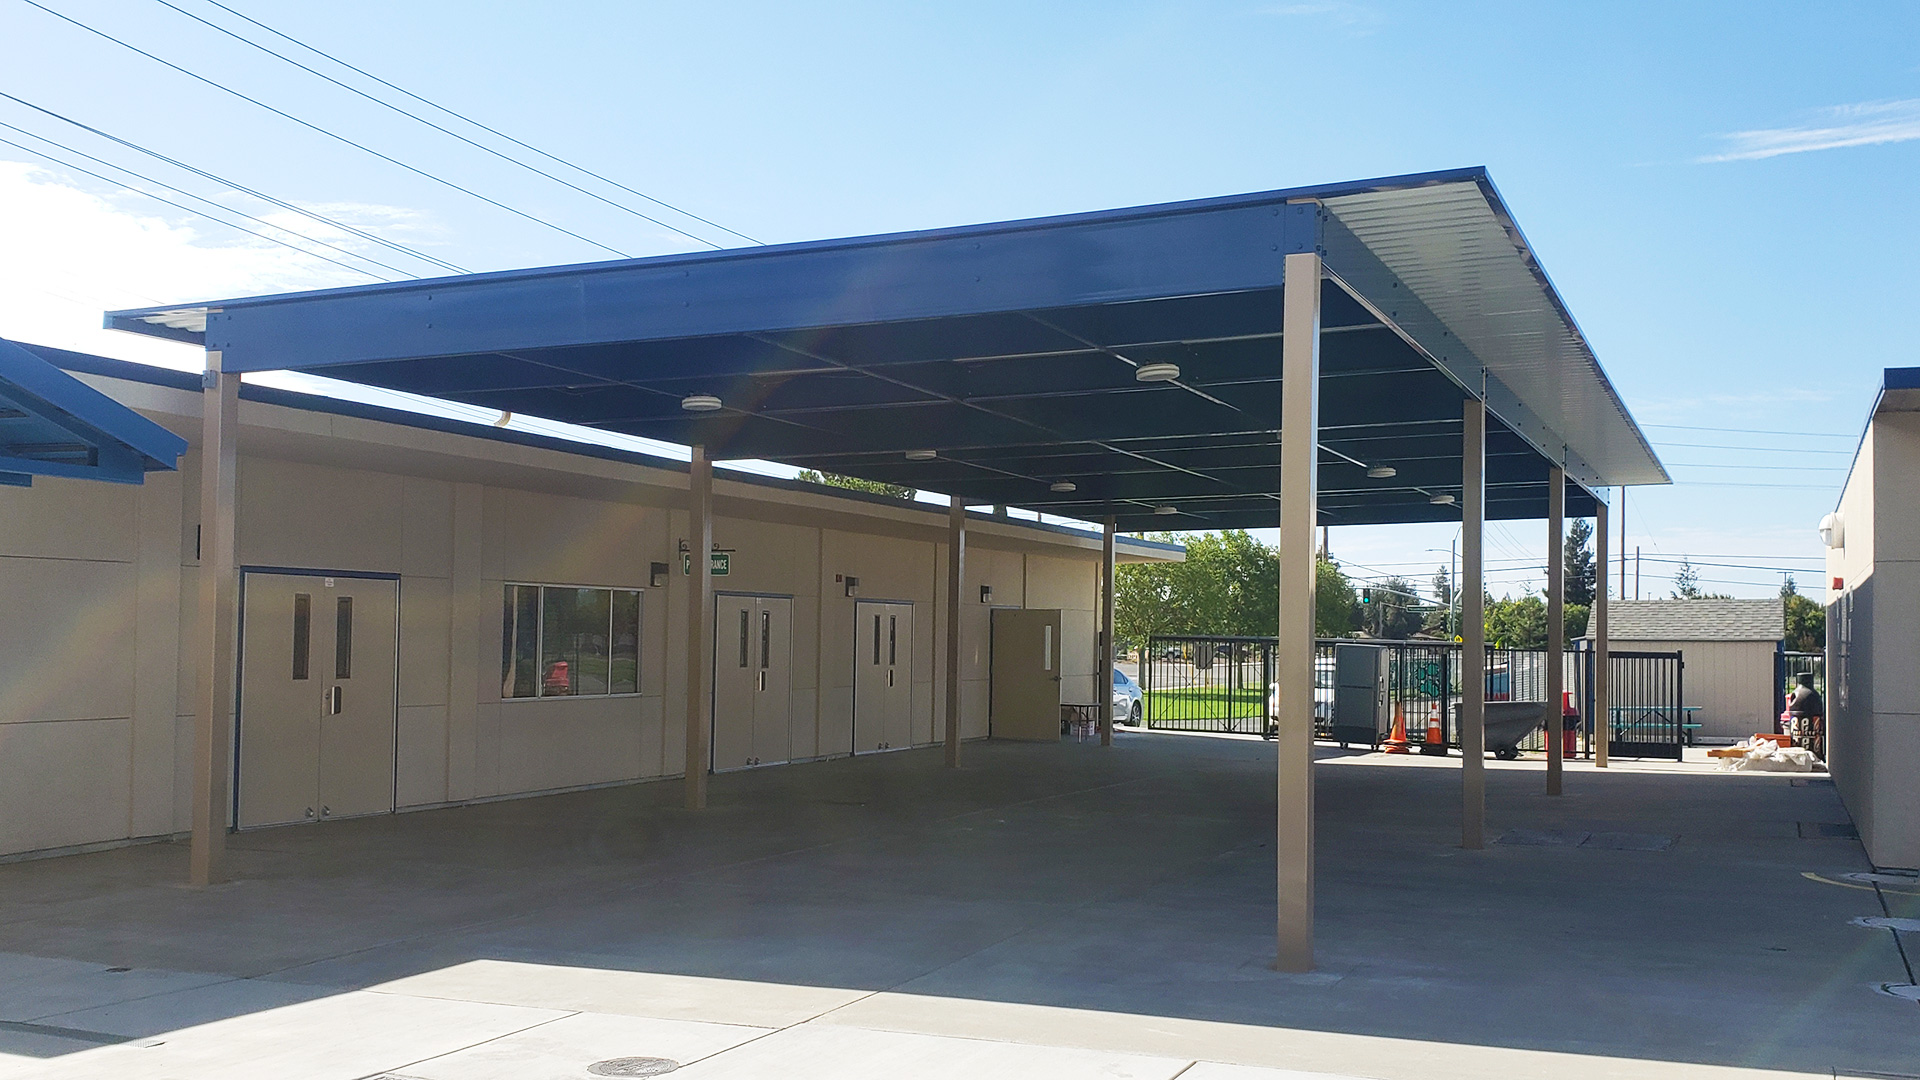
[682,551,730,576]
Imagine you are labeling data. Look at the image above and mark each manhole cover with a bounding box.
[1843,871,1920,886]
[1496,828,1588,847]
[1853,916,1920,932]
[1875,982,1920,1002]
[1584,832,1675,851]
[588,1057,680,1077]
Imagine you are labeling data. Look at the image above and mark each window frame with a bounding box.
[501,581,645,701]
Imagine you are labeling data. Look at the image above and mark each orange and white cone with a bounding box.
[1383,702,1411,754]
[1425,705,1444,749]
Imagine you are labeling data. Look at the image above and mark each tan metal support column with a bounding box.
[1546,466,1565,796]
[1276,249,1321,972]
[189,357,239,886]
[1594,500,1610,768]
[1461,398,1486,849]
[1099,515,1117,747]
[684,445,713,810]
[945,495,965,768]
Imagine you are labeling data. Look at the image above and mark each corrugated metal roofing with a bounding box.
[1589,598,1783,642]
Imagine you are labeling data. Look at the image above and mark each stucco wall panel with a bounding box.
[0,718,132,854]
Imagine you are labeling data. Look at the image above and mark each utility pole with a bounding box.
[1635,546,1642,600]
[1619,486,1628,600]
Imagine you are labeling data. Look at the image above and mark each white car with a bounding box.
[1267,666,1336,736]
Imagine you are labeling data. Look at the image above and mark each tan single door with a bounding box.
[990,608,1063,741]
[751,597,793,767]
[853,605,883,753]
[317,579,398,819]
[882,604,914,750]
[239,573,397,827]
[712,595,756,771]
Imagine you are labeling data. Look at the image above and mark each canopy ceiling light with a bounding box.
[1049,481,1077,493]
[1134,363,1180,383]
[1429,493,1456,505]
[680,394,722,412]
[904,449,937,461]
[1153,504,1179,515]
[1366,465,1397,479]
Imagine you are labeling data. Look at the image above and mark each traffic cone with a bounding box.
[1421,703,1446,755]
[1383,702,1411,754]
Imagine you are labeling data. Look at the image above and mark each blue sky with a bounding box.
[3,0,1916,599]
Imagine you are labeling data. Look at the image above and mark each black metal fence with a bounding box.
[1141,634,1683,759]
[1778,650,1824,698]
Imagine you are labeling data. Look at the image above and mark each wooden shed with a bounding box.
[1587,599,1784,742]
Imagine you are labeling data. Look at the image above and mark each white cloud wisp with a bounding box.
[1701,98,1920,162]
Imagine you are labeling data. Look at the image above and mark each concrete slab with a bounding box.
[402,1010,769,1080]
[0,735,1910,1079]
[21,991,568,1080]
[662,1023,1191,1080]
[0,952,228,1022]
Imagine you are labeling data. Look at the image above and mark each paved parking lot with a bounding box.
[0,734,1912,1079]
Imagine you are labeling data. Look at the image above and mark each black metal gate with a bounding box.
[1572,645,1685,760]
[1138,635,1279,736]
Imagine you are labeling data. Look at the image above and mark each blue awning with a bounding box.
[0,337,187,486]
[104,168,1665,528]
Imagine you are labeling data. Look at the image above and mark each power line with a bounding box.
[149,0,736,251]
[1651,440,1853,454]
[19,0,630,259]
[0,133,385,280]
[0,90,467,274]
[198,0,760,246]
[1642,423,1853,439]
[0,118,420,279]
[1667,461,1846,472]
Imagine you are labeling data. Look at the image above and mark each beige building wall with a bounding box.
[0,367,1162,859]
[1827,407,1920,869]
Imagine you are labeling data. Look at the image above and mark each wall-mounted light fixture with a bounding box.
[1819,512,1844,549]
[980,584,994,604]
[844,576,860,597]
[649,561,669,588]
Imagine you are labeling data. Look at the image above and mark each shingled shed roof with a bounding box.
[1591,598,1783,642]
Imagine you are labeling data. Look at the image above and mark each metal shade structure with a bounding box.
[0,338,187,487]
[107,167,1666,527]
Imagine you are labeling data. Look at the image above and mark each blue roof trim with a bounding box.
[0,338,187,486]
[1885,367,1920,391]
[31,346,1182,555]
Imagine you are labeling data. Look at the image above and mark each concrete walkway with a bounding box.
[0,734,1913,1079]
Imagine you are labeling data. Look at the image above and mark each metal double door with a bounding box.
[853,601,914,752]
[237,572,398,828]
[712,594,793,770]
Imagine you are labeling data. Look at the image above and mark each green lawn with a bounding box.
[1147,686,1266,717]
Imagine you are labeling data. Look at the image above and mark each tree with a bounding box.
[1423,564,1455,637]
[1371,575,1424,639]
[795,469,913,499]
[1564,602,1590,641]
[1484,594,1548,649]
[1672,556,1732,600]
[1672,556,1701,599]
[1316,556,1359,638]
[1781,576,1826,652]
[1564,518,1596,607]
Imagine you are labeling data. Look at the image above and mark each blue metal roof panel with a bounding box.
[0,337,187,485]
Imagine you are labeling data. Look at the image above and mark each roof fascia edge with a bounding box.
[1315,214,1607,489]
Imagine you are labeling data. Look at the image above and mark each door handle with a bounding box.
[758,671,767,692]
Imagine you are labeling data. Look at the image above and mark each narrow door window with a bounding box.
[738,608,750,668]
[872,613,881,665]
[1042,624,1052,671]
[292,593,311,680]
[888,615,897,666]
[334,596,353,679]
[760,608,770,669]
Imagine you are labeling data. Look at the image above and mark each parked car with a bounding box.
[1111,667,1143,725]
[1266,667,1336,737]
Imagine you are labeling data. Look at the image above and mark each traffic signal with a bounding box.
[1361,588,1373,604]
